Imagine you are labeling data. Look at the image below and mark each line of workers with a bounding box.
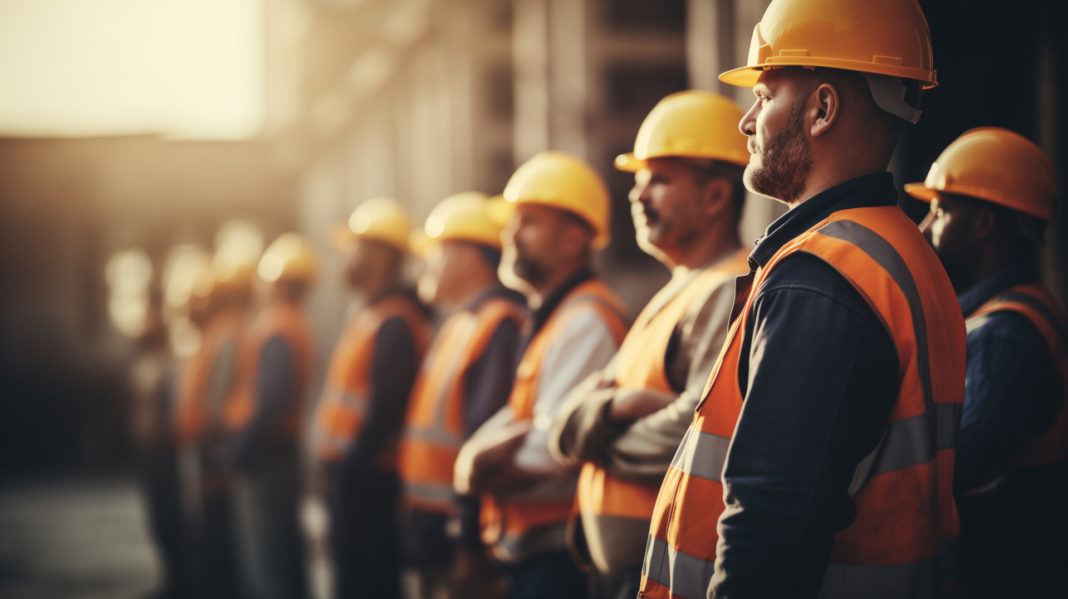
[134,1,1067,598]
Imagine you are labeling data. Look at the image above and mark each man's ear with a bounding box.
[559,221,593,259]
[699,177,732,220]
[973,205,997,240]
[809,83,840,138]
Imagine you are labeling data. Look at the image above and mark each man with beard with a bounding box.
[908,128,1067,598]
[454,152,628,599]
[226,233,317,599]
[638,1,967,598]
[312,198,432,599]
[546,91,750,599]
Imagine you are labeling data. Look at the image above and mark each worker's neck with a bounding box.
[527,262,587,310]
[787,146,890,209]
[669,228,742,272]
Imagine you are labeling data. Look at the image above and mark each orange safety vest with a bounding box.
[398,294,526,514]
[576,250,749,573]
[312,294,431,466]
[640,207,966,599]
[175,310,244,446]
[224,300,314,441]
[967,283,1068,468]
[481,279,629,564]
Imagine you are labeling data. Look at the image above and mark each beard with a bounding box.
[744,100,812,204]
[500,244,549,290]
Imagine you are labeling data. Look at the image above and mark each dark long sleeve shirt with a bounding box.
[955,267,1063,494]
[340,308,420,480]
[709,174,901,598]
[455,287,525,549]
[231,335,295,469]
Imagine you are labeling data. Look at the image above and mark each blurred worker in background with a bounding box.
[398,193,527,599]
[910,127,1068,598]
[548,90,750,599]
[173,255,251,598]
[226,233,317,599]
[454,152,628,599]
[128,283,188,599]
[312,198,431,599]
[640,1,967,597]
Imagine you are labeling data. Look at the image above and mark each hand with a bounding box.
[454,420,532,494]
[608,388,678,423]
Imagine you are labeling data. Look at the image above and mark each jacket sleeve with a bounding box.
[230,334,294,467]
[955,310,1063,494]
[341,316,418,476]
[709,254,899,599]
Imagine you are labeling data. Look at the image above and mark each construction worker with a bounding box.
[226,233,317,599]
[312,198,431,599]
[398,192,528,598]
[173,256,250,598]
[639,1,967,597]
[908,127,1067,598]
[128,282,188,599]
[454,152,629,599]
[547,91,750,599]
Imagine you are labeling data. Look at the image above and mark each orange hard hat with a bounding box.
[719,0,937,90]
[905,127,1056,222]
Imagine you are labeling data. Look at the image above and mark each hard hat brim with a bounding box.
[904,182,936,203]
[614,153,644,173]
[718,63,938,90]
[904,182,1053,222]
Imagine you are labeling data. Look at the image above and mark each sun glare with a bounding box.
[0,0,264,139]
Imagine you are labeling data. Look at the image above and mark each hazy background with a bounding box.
[0,0,1065,596]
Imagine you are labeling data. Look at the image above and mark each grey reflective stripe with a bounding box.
[319,434,352,455]
[323,384,368,412]
[816,220,934,419]
[494,523,569,564]
[818,559,937,599]
[818,537,958,599]
[993,291,1068,349]
[670,425,731,482]
[580,513,652,572]
[403,426,465,447]
[641,536,715,599]
[867,402,962,478]
[404,480,455,505]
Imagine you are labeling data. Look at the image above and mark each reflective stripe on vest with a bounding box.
[398,297,526,513]
[312,295,431,464]
[578,250,749,572]
[967,284,1068,468]
[639,207,965,599]
[482,279,628,564]
[223,301,313,440]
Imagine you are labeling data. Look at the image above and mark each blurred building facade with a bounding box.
[0,0,1066,474]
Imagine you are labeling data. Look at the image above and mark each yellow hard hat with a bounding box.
[719,0,937,90]
[424,191,506,249]
[210,254,256,295]
[258,233,318,284]
[503,151,611,249]
[905,127,1056,222]
[615,91,749,172]
[334,198,412,252]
